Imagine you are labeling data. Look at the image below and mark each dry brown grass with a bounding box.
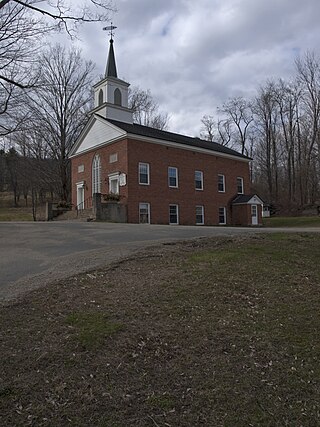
[1,234,320,426]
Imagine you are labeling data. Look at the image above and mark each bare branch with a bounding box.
[12,0,114,23]
[129,86,169,130]
[0,73,34,88]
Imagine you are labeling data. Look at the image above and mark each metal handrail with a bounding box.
[76,196,92,215]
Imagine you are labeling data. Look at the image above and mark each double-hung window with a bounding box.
[195,170,203,190]
[219,207,226,225]
[196,205,204,225]
[169,204,179,224]
[139,203,150,224]
[139,162,150,185]
[218,174,225,192]
[237,177,244,194]
[168,167,178,188]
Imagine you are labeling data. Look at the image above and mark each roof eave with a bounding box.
[126,133,251,162]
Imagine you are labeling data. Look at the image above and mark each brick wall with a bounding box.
[71,139,128,208]
[232,204,263,226]
[71,137,252,225]
[126,138,251,225]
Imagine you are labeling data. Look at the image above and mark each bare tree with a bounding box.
[0,0,114,133]
[252,68,320,210]
[273,79,301,205]
[216,118,233,147]
[253,81,280,202]
[200,52,320,212]
[0,1,44,133]
[200,114,233,146]
[4,147,21,206]
[218,96,254,155]
[18,44,95,202]
[129,86,169,130]
[200,115,215,141]
[295,52,320,205]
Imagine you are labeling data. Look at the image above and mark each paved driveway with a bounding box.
[1,222,319,302]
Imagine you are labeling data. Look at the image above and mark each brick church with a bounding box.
[70,36,263,226]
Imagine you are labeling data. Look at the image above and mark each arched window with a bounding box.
[92,154,101,194]
[98,89,103,106]
[114,88,122,106]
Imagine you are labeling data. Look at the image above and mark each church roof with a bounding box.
[105,39,117,78]
[105,118,251,160]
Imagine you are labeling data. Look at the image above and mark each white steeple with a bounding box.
[91,31,133,124]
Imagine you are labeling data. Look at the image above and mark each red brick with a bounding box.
[71,137,258,225]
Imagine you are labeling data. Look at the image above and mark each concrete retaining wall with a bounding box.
[93,193,127,222]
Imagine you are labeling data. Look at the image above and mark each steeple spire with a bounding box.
[105,38,118,78]
[92,25,133,124]
[103,24,118,78]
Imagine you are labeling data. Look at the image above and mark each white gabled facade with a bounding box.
[70,115,126,157]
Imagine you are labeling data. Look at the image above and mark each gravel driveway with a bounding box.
[1,221,319,303]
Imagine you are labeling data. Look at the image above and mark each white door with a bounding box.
[251,205,258,225]
[77,184,85,210]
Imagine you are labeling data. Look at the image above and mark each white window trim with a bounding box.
[237,177,244,194]
[195,170,204,191]
[168,167,178,188]
[169,204,179,225]
[218,174,225,193]
[92,154,101,195]
[219,207,226,225]
[139,202,150,224]
[139,162,150,185]
[196,205,204,225]
[108,172,120,195]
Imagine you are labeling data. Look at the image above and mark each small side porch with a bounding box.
[231,194,264,226]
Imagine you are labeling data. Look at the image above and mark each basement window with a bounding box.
[219,207,226,225]
[139,203,150,224]
[169,204,179,224]
[196,205,204,225]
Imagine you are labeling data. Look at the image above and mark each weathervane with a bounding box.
[103,23,117,40]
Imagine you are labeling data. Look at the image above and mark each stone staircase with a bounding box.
[54,208,95,222]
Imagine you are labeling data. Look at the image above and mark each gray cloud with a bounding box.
[73,0,320,136]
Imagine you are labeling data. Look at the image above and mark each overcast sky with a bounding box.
[71,0,320,136]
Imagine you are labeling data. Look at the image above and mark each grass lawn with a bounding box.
[263,215,320,227]
[0,207,33,221]
[1,234,320,426]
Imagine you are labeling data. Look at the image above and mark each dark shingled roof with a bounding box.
[232,194,262,204]
[105,118,250,160]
